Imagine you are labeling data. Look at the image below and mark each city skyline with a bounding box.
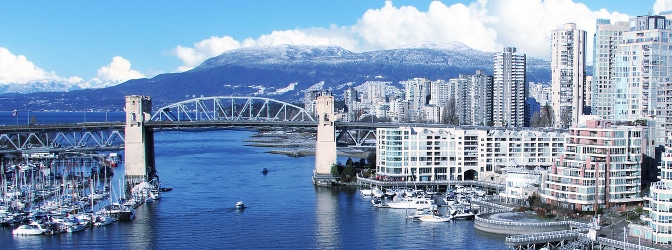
[0,0,666,86]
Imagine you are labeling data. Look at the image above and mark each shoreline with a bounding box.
[244,130,372,159]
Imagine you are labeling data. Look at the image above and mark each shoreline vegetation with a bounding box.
[244,129,372,159]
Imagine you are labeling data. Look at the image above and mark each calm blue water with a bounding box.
[0,113,508,249]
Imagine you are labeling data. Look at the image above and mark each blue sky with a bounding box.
[0,0,667,85]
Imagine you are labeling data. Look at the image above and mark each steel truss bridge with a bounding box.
[0,96,418,153]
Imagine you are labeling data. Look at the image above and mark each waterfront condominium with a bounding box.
[493,47,527,127]
[638,12,672,246]
[375,126,565,182]
[540,116,644,212]
[591,19,629,120]
[551,23,587,129]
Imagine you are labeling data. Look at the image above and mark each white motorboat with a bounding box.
[407,207,432,219]
[416,214,451,222]
[93,214,117,226]
[236,200,245,209]
[386,197,434,209]
[359,189,373,197]
[372,187,384,198]
[12,221,48,235]
[412,205,451,222]
[450,204,476,220]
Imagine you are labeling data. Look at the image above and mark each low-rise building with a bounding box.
[375,126,565,182]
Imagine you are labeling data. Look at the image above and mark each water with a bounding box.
[0,113,508,249]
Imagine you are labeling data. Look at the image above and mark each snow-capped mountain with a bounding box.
[0,79,121,94]
[0,43,551,111]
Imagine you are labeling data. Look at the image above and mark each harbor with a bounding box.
[357,177,666,250]
[0,151,166,236]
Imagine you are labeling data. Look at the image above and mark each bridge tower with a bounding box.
[124,95,156,189]
[313,93,338,186]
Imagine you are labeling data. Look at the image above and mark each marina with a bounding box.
[0,151,164,236]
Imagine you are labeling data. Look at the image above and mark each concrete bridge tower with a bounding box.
[124,95,156,188]
[313,93,338,185]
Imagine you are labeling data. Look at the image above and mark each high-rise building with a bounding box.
[551,23,587,128]
[403,78,430,122]
[612,14,672,148]
[591,19,629,120]
[493,47,527,127]
[632,12,672,245]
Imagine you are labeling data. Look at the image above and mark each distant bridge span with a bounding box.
[150,96,315,122]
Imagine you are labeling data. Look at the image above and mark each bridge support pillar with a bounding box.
[124,95,156,194]
[313,94,337,186]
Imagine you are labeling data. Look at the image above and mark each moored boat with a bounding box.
[12,221,48,235]
[386,197,434,209]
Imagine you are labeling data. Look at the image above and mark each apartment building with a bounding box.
[375,126,565,182]
[551,23,587,128]
[541,116,644,212]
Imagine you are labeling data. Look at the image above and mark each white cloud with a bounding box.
[654,0,672,14]
[96,56,145,82]
[174,36,242,72]
[0,47,59,84]
[174,0,644,69]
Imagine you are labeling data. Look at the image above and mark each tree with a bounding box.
[539,104,554,127]
[443,97,459,125]
[527,192,541,209]
[343,165,355,178]
[330,163,340,176]
[346,157,354,167]
[358,158,366,168]
[530,111,540,127]
[367,152,376,168]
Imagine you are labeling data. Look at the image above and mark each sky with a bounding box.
[0,0,670,85]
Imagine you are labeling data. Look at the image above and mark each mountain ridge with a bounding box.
[0,43,552,111]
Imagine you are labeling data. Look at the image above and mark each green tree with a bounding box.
[330,163,340,176]
[358,158,366,168]
[343,165,355,178]
[527,192,541,209]
[367,152,376,168]
[346,157,354,167]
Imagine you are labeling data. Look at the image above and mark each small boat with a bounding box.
[416,214,451,222]
[261,168,269,175]
[104,203,136,221]
[359,189,373,197]
[411,205,451,222]
[12,221,48,235]
[386,197,435,209]
[67,223,87,233]
[236,200,245,209]
[450,204,476,220]
[93,215,116,227]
